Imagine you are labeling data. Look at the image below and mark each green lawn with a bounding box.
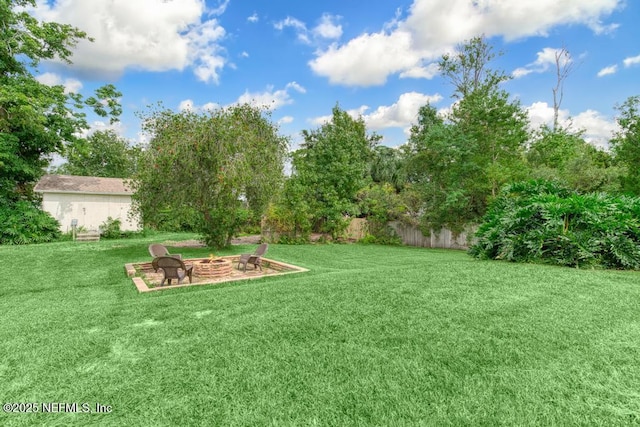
[1,233,639,426]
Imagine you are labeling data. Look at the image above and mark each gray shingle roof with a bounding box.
[34,175,133,195]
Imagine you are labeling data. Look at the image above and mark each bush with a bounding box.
[262,195,312,244]
[99,217,122,239]
[469,180,640,269]
[358,232,402,246]
[356,183,404,245]
[0,201,61,245]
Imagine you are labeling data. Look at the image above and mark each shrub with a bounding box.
[469,180,640,269]
[0,201,61,245]
[356,183,404,245]
[262,187,312,244]
[99,217,122,239]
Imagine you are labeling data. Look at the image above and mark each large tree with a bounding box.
[0,0,121,244]
[290,105,380,238]
[407,37,530,233]
[406,104,483,233]
[611,95,640,195]
[133,104,288,248]
[54,129,141,178]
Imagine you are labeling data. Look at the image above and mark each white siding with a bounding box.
[42,193,140,232]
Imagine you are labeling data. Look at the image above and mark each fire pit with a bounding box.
[193,258,233,278]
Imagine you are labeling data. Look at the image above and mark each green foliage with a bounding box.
[357,183,404,244]
[99,216,122,239]
[0,0,89,77]
[369,145,407,192]
[450,84,530,198]
[0,200,60,245]
[406,37,530,235]
[147,207,199,232]
[438,35,509,99]
[132,104,287,248]
[528,126,621,193]
[54,129,140,178]
[263,178,313,244]
[0,1,123,245]
[611,95,640,195]
[84,84,123,125]
[406,108,480,234]
[292,105,379,239]
[470,180,640,269]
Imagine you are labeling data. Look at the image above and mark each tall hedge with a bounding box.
[469,180,640,269]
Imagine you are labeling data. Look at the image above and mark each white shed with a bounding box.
[34,174,140,232]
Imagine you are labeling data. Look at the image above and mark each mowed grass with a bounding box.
[1,233,640,426]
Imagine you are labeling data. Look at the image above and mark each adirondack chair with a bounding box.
[149,244,182,272]
[237,243,268,272]
[155,256,193,286]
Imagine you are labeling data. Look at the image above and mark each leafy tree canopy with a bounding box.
[408,38,530,234]
[53,130,141,178]
[611,95,640,195]
[528,125,621,193]
[132,103,288,248]
[291,105,380,238]
[0,0,122,202]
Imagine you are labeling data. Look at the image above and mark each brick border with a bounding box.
[125,257,308,293]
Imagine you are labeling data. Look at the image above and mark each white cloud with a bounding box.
[278,116,294,125]
[311,0,622,86]
[187,19,227,84]
[178,99,220,112]
[309,30,429,86]
[571,109,618,149]
[274,16,310,44]
[527,101,565,129]
[208,0,230,16]
[308,92,441,132]
[512,68,533,79]
[247,13,259,23]
[403,0,621,45]
[623,54,640,67]
[312,14,342,40]
[309,105,369,127]
[364,92,443,130]
[597,65,618,77]
[399,62,440,80]
[512,47,572,79]
[526,101,616,149]
[236,82,306,109]
[35,72,83,93]
[31,0,228,83]
[178,99,195,112]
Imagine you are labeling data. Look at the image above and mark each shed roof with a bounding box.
[34,175,134,195]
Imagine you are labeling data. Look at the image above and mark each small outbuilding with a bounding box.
[34,174,140,232]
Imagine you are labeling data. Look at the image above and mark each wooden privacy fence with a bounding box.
[387,221,477,250]
[341,219,477,250]
[263,217,477,250]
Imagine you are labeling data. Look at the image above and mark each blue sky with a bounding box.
[33,0,640,152]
